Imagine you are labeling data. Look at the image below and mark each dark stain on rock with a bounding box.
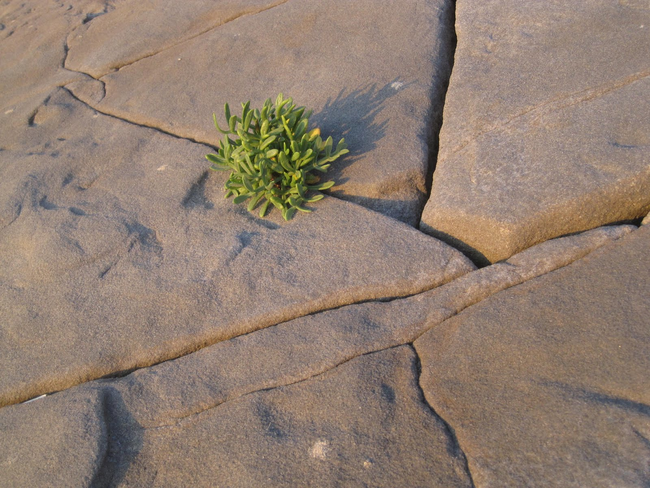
[27,109,38,127]
[610,141,639,149]
[38,195,57,210]
[182,171,213,209]
[380,383,396,404]
[237,231,260,248]
[126,222,163,253]
[255,401,287,440]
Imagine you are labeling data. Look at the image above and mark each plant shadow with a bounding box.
[309,78,413,185]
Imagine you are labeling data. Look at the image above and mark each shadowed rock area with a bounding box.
[1,0,650,486]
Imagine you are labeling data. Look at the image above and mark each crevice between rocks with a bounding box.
[92,0,291,77]
[144,345,409,430]
[61,86,214,149]
[10,224,633,411]
[444,68,650,163]
[417,0,457,223]
[82,275,462,385]
[62,36,98,80]
[408,343,476,488]
[128,341,478,488]
[6,261,464,408]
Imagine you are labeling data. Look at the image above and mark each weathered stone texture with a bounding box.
[421,0,650,263]
[103,348,473,487]
[2,0,650,485]
[0,389,107,488]
[66,0,457,225]
[0,223,636,485]
[0,88,473,408]
[65,0,287,79]
[416,224,650,487]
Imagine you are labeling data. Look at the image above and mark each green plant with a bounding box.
[206,94,348,221]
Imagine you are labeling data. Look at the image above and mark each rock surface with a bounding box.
[96,347,473,487]
[65,0,288,79]
[65,0,457,225]
[2,0,650,486]
[416,224,650,487]
[0,224,634,486]
[0,389,107,487]
[0,88,474,408]
[0,0,101,141]
[421,0,650,263]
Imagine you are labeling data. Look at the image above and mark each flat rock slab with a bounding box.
[66,0,456,225]
[65,0,289,78]
[0,388,107,487]
[0,348,473,487]
[415,224,650,486]
[0,224,631,485]
[421,0,650,263]
[0,88,473,408]
[0,0,104,133]
[102,347,473,486]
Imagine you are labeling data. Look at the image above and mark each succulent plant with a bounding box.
[206,94,348,221]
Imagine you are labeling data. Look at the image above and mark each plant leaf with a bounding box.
[306,193,324,203]
[233,194,250,204]
[269,195,284,210]
[213,113,230,134]
[260,135,277,150]
[242,177,255,192]
[259,199,270,217]
[206,153,226,165]
[228,114,238,133]
[310,180,335,191]
[283,206,297,221]
[248,192,265,211]
[243,108,254,131]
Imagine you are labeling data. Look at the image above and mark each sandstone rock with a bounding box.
[70,349,477,487]
[65,0,288,79]
[57,225,634,431]
[0,224,632,484]
[0,389,106,487]
[3,1,649,486]
[421,0,650,263]
[415,224,650,487]
[66,0,457,225]
[0,0,103,136]
[0,88,473,408]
